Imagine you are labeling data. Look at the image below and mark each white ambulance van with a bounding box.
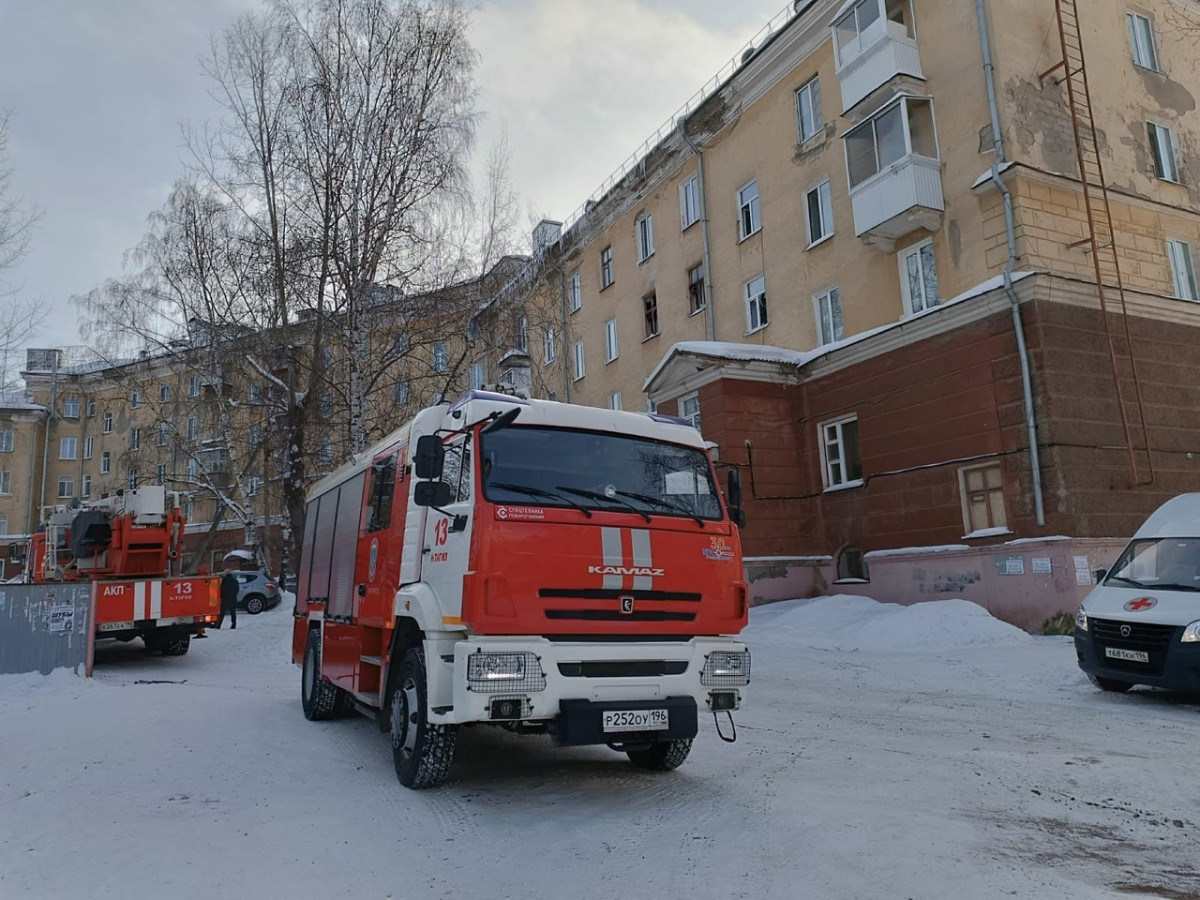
[1075,494,1200,694]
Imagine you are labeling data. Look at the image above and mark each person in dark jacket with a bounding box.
[216,567,239,629]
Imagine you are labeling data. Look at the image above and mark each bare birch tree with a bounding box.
[0,114,44,390]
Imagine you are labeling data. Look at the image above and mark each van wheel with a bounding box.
[302,629,338,720]
[1088,674,1134,693]
[244,594,266,615]
[389,647,457,789]
[626,739,692,771]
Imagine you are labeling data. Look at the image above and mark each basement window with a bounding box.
[835,545,870,583]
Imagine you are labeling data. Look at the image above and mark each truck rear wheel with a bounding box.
[302,628,339,721]
[390,647,457,789]
[161,634,191,656]
[626,739,692,771]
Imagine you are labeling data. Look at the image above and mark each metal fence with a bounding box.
[0,583,93,677]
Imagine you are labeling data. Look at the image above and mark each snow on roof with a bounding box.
[0,392,46,412]
[645,271,1036,391]
[971,161,1015,189]
[865,544,971,559]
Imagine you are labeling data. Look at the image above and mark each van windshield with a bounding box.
[479,426,723,522]
[1105,538,1200,591]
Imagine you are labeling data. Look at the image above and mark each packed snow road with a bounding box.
[1,597,1197,900]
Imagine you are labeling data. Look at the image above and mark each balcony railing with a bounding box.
[836,19,923,112]
[849,154,944,247]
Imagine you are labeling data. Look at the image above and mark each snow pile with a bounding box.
[747,595,1030,652]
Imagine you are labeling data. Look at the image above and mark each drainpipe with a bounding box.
[678,120,717,342]
[977,0,1046,527]
[37,351,59,517]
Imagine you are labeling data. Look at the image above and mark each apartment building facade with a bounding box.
[475,0,1200,582]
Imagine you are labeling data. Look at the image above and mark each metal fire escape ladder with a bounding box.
[1039,0,1153,485]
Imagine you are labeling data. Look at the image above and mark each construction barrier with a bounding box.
[0,583,94,677]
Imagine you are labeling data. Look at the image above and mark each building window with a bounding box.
[187,417,198,441]
[680,393,701,432]
[58,476,74,499]
[130,428,141,451]
[60,437,77,460]
[81,474,91,498]
[158,422,169,446]
[608,392,623,411]
[821,415,863,489]
[604,318,619,362]
[100,451,111,475]
[568,271,582,312]
[83,436,94,459]
[470,362,485,391]
[433,343,448,373]
[636,213,654,262]
[514,314,528,353]
[318,438,333,467]
[1148,122,1180,182]
[102,412,113,434]
[646,398,658,414]
[796,76,823,143]
[680,175,700,230]
[600,246,614,289]
[543,328,557,364]
[835,546,870,583]
[466,318,481,341]
[745,274,768,333]
[899,238,939,314]
[960,463,1007,535]
[738,180,761,240]
[643,293,659,339]
[62,397,80,418]
[130,389,142,409]
[249,425,262,447]
[814,287,844,345]
[393,381,410,405]
[688,263,706,315]
[1168,239,1198,301]
[392,332,410,357]
[805,180,834,246]
[86,399,96,417]
[156,464,167,486]
[188,375,201,397]
[572,340,586,381]
[249,381,262,404]
[319,394,333,419]
[127,469,137,491]
[1128,12,1160,71]
[248,475,262,497]
[186,458,198,480]
[159,383,171,403]
[845,95,938,189]
[321,346,334,368]
[0,471,10,494]
[0,430,12,453]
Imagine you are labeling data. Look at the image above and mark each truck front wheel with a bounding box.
[389,647,457,789]
[302,628,338,721]
[626,739,692,771]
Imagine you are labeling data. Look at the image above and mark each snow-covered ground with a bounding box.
[1,597,1197,899]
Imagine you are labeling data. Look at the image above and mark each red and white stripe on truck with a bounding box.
[94,576,220,633]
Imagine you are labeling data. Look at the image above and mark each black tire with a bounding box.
[161,634,191,657]
[1088,674,1134,693]
[302,628,339,721]
[142,633,162,653]
[389,646,457,789]
[244,594,266,615]
[626,739,693,771]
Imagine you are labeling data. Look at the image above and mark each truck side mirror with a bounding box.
[414,435,445,480]
[727,468,746,528]
[414,481,452,508]
[1092,567,1107,584]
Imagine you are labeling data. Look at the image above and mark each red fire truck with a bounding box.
[26,486,220,656]
[294,391,751,789]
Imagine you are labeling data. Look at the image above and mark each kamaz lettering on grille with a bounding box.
[587,565,665,577]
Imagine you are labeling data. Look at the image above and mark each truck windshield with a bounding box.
[479,426,723,522]
[1105,537,1200,591]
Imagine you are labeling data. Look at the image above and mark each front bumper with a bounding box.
[1075,625,1200,691]
[433,635,748,735]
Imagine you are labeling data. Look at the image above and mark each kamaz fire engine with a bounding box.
[294,391,751,789]
[26,486,219,656]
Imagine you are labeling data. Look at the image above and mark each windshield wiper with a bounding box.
[1106,575,1146,588]
[487,482,592,518]
[611,489,706,527]
[556,486,651,523]
[1149,582,1200,593]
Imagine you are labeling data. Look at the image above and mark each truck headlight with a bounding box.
[701,650,751,686]
[1075,608,1089,632]
[1181,621,1200,643]
[466,651,546,692]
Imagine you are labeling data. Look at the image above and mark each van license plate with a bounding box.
[1105,647,1149,663]
[602,709,669,733]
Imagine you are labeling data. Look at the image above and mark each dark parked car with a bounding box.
[231,571,282,614]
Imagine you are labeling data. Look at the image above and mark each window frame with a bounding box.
[643,292,660,340]
[1148,121,1180,183]
[680,175,700,230]
[843,94,939,190]
[679,393,701,432]
[805,179,835,247]
[469,362,485,391]
[688,263,707,316]
[1127,12,1161,72]
[60,437,77,460]
[1167,238,1199,302]
[604,318,619,363]
[159,383,171,403]
[130,427,141,451]
[86,399,96,417]
[744,274,768,334]
[568,271,583,312]
[62,397,80,418]
[600,246,614,290]
[81,474,91,498]
[100,451,111,475]
[130,389,142,410]
[188,375,201,397]
[796,76,823,144]
[0,470,10,495]
[157,464,167,486]
[737,180,762,241]
[433,343,449,373]
[607,392,623,411]
[636,212,654,263]
[813,286,844,345]
[543,327,557,364]
[898,237,940,315]
[819,414,864,491]
[958,462,1009,537]
[0,430,13,453]
[83,436,94,460]
[57,475,74,499]
[186,416,198,441]
[102,412,113,434]
[572,339,586,381]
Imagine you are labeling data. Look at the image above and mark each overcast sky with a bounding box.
[0,0,784,352]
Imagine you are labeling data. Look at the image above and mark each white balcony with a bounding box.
[833,0,923,112]
[850,155,943,247]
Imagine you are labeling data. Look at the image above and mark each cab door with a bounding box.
[355,450,401,626]
[420,434,475,625]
